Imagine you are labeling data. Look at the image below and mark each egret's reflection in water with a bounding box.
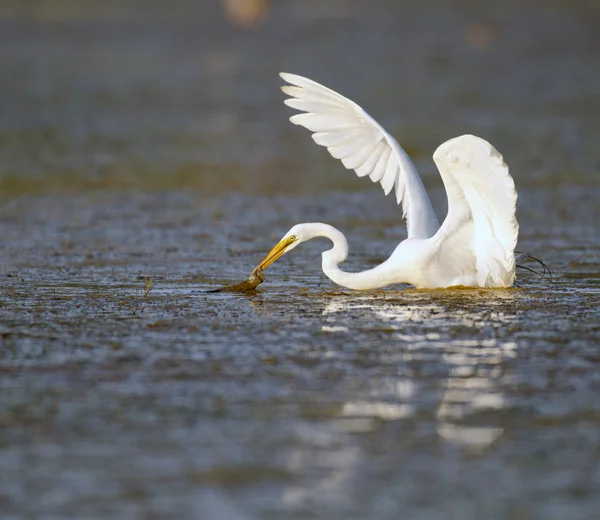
[281,292,518,508]
[323,294,516,448]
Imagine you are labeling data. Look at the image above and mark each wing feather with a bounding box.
[284,98,348,115]
[381,153,398,194]
[357,140,387,177]
[370,147,391,183]
[280,72,439,239]
[329,137,376,162]
[289,113,363,132]
[281,85,348,108]
[340,140,380,170]
[432,135,518,287]
[312,129,369,148]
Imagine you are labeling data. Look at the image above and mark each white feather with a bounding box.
[280,72,439,239]
[432,135,519,287]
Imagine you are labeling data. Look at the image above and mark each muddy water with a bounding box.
[1,1,600,519]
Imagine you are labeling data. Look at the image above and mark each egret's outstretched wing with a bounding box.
[432,135,519,287]
[280,72,439,239]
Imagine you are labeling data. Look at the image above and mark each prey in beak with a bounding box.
[208,234,297,293]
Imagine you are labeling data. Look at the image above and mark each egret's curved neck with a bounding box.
[300,223,399,290]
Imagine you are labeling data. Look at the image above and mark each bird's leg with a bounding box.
[515,251,552,280]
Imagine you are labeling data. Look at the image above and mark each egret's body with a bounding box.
[258,73,519,290]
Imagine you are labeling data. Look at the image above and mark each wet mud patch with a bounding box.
[0,191,599,519]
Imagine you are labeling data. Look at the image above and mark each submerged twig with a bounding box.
[143,276,154,298]
[128,276,155,316]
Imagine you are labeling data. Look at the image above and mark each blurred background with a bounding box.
[1,0,598,197]
[1,2,599,520]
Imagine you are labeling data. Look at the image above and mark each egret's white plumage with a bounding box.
[282,73,439,239]
[259,73,519,290]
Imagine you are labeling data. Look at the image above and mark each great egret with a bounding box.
[257,72,525,290]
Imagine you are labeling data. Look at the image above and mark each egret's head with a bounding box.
[258,224,309,270]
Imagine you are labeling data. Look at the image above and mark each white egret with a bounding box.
[257,73,524,290]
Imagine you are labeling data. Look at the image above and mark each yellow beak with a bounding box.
[258,236,296,270]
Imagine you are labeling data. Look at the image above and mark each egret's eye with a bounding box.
[289,235,296,241]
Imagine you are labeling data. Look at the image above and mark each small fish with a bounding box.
[208,266,265,293]
[208,235,289,293]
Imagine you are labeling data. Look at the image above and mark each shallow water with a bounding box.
[1,1,600,519]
